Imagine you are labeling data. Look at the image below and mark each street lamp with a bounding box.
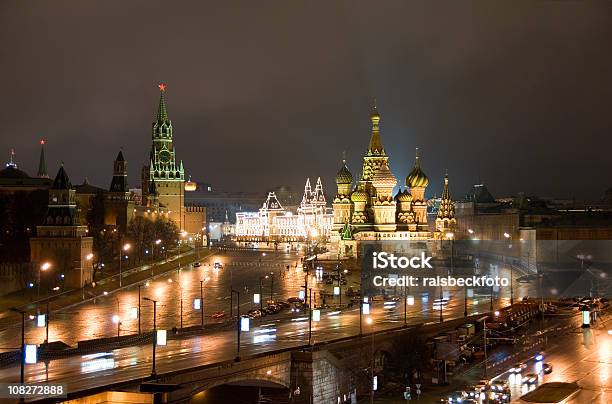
[112,314,121,337]
[9,307,26,388]
[151,239,162,276]
[142,297,158,377]
[119,243,131,287]
[231,289,241,361]
[38,262,51,298]
[504,232,514,305]
[269,271,274,303]
[259,275,269,314]
[83,253,93,300]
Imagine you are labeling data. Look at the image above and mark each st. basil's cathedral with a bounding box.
[331,105,456,252]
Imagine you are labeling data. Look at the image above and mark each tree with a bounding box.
[386,329,431,385]
[126,216,179,262]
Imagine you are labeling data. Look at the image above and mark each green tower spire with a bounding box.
[157,83,169,123]
[37,139,48,178]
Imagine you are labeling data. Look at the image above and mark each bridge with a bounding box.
[47,315,481,404]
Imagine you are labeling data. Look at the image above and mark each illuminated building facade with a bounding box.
[332,106,456,252]
[235,178,333,242]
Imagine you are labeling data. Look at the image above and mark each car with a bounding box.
[287,297,303,303]
[213,262,223,268]
[490,391,511,403]
[490,380,509,393]
[521,373,538,385]
[247,309,262,318]
[212,311,225,319]
[447,391,467,403]
[517,274,535,283]
[509,362,527,374]
[276,301,290,309]
[192,262,201,267]
[543,363,553,374]
[474,380,489,393]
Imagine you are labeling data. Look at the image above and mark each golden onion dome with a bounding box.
[396,189,413,202]
[372,163,397,189]
[336,160,353,185]
[406,148,429,188]
[184,177,197,191]
[350,189,368,203]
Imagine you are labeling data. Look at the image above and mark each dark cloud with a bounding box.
[1,1,610,200]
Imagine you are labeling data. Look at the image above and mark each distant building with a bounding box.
[235,178,333,242]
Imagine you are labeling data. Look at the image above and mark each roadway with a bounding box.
[0,248,532,399]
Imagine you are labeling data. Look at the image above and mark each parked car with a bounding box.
[276,301,290,309]
[192,262,201,267]
[213,262,223,268]
[247,309,262,319]
[287,297,303,303]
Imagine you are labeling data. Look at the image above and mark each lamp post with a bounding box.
[200,280,204,328]
[119,243,131,288]
[259,275,268,314]
[269,271,274,303]
[38,262,51,298]
[504,232,513,305]
[151,239,161,276]
[366,316,375,404]
[45,300,50,344]
[439,285,443,323]
[137,284,142,334]
[9,308,26,388]
[308,288,313,345]
[403,285,407,326]
[231,289,241,361]
[336,256,342,308]
[142,297,158,377]
[179,284,183,329]
[84,253,93,300]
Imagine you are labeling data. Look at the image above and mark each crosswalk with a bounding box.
[227,261,294,268]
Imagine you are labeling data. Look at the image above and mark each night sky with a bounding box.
[1,1,611,201]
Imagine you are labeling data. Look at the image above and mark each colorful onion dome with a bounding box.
[407,148,429,188]
[336,160,353,185]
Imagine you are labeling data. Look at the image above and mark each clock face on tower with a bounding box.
[159,150,171,163]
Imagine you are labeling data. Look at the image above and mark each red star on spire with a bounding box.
[40,139,45,145]
[158,83,167,92]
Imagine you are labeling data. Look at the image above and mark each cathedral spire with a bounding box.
[37,139,48,178]
[441,170,450,200]
[156,83,169,123]
[6,149,17,168]
[314,177,325,203]
[367,100,385,156]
